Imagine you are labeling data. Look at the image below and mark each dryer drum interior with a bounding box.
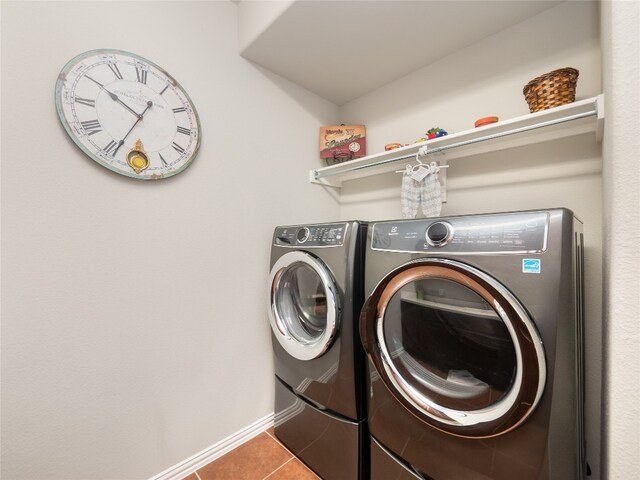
[361,259,547,438]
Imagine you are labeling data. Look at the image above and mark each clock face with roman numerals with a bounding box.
[55,49,201,180]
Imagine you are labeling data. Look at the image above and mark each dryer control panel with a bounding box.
[372,212,549,254]
[274,223,346,247]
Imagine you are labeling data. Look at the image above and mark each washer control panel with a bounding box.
[274,223,346,247]
[372,212,548,253]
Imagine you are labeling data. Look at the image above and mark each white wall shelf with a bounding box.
[310,95,604,189]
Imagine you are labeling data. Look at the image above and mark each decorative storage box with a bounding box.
[320,125,366,165]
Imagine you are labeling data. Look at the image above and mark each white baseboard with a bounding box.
[273,394,305,428]
[149,412,274,480]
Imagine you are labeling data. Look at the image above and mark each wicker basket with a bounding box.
[523,67,579,113]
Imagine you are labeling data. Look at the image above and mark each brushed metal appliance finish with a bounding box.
[268,221,368,480]
[361,209,585,479]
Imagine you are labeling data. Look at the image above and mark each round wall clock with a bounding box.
[55,49,201,180]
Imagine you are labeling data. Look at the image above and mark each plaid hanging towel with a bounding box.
[421,170,442,217]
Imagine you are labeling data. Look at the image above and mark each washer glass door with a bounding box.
[269,251,340,361]
[362,259,545,438]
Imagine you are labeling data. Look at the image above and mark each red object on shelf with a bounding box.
[475,116,499,128]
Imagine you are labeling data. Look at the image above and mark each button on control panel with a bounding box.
[372,212,548,253]
[274,223,346,247]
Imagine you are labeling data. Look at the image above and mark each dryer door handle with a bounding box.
[359,295,379,357]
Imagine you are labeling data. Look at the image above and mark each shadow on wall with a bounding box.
[340,1,600,135]
[240,58,340,123]
[337,134,602,206]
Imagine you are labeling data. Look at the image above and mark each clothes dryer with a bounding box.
[359,209,586,479]
[268,221,368,480]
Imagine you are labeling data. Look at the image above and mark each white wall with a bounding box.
[337,1,604,476]
[601,1,640,478]
[237,0,295,53]
[0,2,339,479]
[3,1,638,479]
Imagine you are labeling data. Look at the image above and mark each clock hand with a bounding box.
[84,75,141,118]
[112,101,153,156]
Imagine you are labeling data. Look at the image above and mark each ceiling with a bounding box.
[239,0,564,105]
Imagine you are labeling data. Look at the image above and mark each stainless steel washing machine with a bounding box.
[359,209,586,479]
[268,221,368,480]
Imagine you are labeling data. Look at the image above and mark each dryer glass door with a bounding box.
[269,251,340,361]
[361,259,546,438]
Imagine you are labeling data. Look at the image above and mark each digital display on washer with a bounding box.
[274,223,346,247]
[372,212,548,253]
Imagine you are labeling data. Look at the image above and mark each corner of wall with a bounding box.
[237,0,296,55]
[600,0,640,478]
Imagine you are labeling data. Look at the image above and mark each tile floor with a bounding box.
[183,428,320,480]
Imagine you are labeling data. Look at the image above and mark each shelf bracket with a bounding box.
[309,169,341,188]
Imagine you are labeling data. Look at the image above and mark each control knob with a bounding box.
[426,221,453,247]
[296,227,310,243]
